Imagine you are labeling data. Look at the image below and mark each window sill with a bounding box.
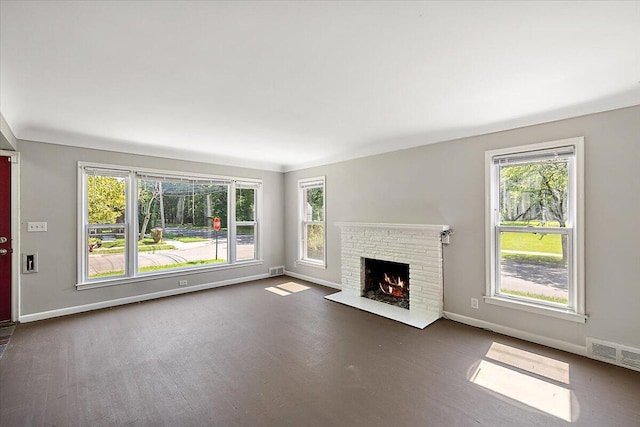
[295,259,326,269]
[484,295,587,323]
[77,260,263,290]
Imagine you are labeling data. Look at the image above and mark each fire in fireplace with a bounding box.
[362,258,410,309]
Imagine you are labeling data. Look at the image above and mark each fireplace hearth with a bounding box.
[362,258,410,309]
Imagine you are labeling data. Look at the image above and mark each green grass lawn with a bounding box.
[164,230,227,241]
[500,232,562,254]
[89,258,226,278]
[167,236,209,243]
[100,237,164,248]
[91,238,175,254]
[500,231,565,265]
[140,258,225,272]
[501,289,568,305]
[95,244,176,254]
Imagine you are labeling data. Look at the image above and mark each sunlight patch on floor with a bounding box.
[471,360,572,422]
[265,282,310,297]
[470,342,576,422]
[486,342,570,384]
[277,282,310,293]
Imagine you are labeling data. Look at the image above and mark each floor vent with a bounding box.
[587,338,640,372]
[269,266,285,277]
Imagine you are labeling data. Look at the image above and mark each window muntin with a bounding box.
[298,177,326,266]
[486,139,584,318]
[79,163,261,285]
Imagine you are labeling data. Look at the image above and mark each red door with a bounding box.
[0,156,11,321]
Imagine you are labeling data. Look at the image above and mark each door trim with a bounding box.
[1,150,20,322]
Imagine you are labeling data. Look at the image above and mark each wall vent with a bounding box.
[269,266,285,277]
[587,338,640,372]
[621,350,640,370]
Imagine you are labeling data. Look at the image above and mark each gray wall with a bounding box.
[16,106,640,350]
[284,106,640,349]
[18,141,285,315]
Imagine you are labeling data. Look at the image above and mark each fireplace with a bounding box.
[326,222,450,329]
[362,258,410,309]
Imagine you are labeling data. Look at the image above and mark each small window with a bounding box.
[298,177,326,268]
[485,138,585,322]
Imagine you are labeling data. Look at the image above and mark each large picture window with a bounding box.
[485,137,585,322]
[78,163,261,287]
[136,174,230,273]
[298,177,326,268]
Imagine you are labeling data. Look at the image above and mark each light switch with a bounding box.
[27,222,47,232]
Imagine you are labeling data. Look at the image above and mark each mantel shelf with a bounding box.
[334,222,450,232]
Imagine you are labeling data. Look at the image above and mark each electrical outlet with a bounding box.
[178,280,188,287]
[27,222,47,232]
[471,298,479,309]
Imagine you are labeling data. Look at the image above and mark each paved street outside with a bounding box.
[500,258,568,299]
[88,237,255,276]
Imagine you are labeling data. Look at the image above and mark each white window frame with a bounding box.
[233,181,261,263]
[484,137,586,323]
[80,166,131,282]
[297,176,326,268]
[77,162,262,289]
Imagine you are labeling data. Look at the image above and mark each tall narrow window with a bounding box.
[485,138,585,321]
[235,183,258,262]
[83,168,129,280]
[298,177,326,267]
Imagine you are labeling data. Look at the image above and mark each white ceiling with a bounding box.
[1,1,639,172]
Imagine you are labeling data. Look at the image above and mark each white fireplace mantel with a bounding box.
[335,222,450,232]
[326,222,450,329]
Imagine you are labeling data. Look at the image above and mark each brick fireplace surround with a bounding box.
[325,222,450,328]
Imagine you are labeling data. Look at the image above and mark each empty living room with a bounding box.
[0,1,639,426]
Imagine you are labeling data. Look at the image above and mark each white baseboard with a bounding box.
[283,270,341,290]
[19,273,269,323]
[443,311,587,357]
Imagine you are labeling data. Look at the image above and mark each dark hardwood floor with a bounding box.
[1,277,639,426]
